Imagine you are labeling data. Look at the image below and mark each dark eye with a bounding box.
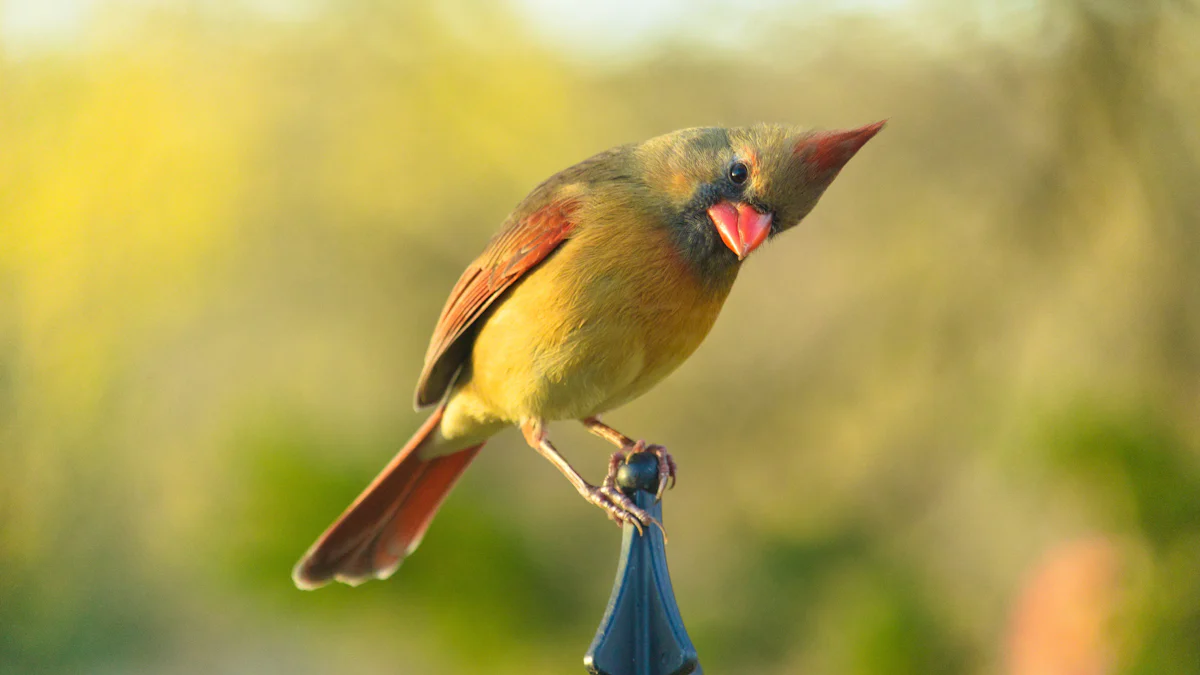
[728,161,749,185]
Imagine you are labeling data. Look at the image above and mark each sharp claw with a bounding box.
[641,511,668,543]
[629,516,644,536]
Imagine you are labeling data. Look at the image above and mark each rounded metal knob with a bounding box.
[615,452,660,496]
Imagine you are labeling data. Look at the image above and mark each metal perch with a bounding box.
[584,452,702,675]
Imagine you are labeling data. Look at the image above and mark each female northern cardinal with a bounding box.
[294,122,884,588]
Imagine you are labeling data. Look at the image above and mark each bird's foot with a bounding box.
[523,418,667,536]
[580,481,660,536]
[607,440,677,502]
[580,418,676,500]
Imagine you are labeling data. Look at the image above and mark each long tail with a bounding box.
[292,404,483,589]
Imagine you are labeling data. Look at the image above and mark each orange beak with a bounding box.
[707,201,773,260]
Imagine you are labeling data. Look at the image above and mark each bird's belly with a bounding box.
[442,226,735,435]
[464,297,652,422]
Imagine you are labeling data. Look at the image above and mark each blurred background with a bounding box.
[3,0,1199,673]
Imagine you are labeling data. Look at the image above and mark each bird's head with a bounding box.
[636,121,884,275]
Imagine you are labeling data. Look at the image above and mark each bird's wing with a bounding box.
[414,197,581,407]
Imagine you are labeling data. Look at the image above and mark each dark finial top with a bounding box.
[615,452,661,496]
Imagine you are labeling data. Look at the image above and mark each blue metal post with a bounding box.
[584,452,701,675]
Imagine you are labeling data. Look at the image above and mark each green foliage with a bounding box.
[1040,402,1200,674]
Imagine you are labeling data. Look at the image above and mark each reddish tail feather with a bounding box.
[293,405,482,589]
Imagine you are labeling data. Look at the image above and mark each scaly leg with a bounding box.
[521,418,658,533]
[582,417,677,501]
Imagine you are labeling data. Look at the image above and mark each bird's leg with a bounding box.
[582,417,677,501]
[521,419,658,534]
[582,416,634,447]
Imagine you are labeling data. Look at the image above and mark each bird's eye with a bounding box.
[728,161,749,185]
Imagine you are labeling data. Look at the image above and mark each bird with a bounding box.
[293,121,884,589]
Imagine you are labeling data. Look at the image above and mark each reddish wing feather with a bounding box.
[414,198,581,407]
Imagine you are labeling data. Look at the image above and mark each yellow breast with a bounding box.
[440,218,736,439]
